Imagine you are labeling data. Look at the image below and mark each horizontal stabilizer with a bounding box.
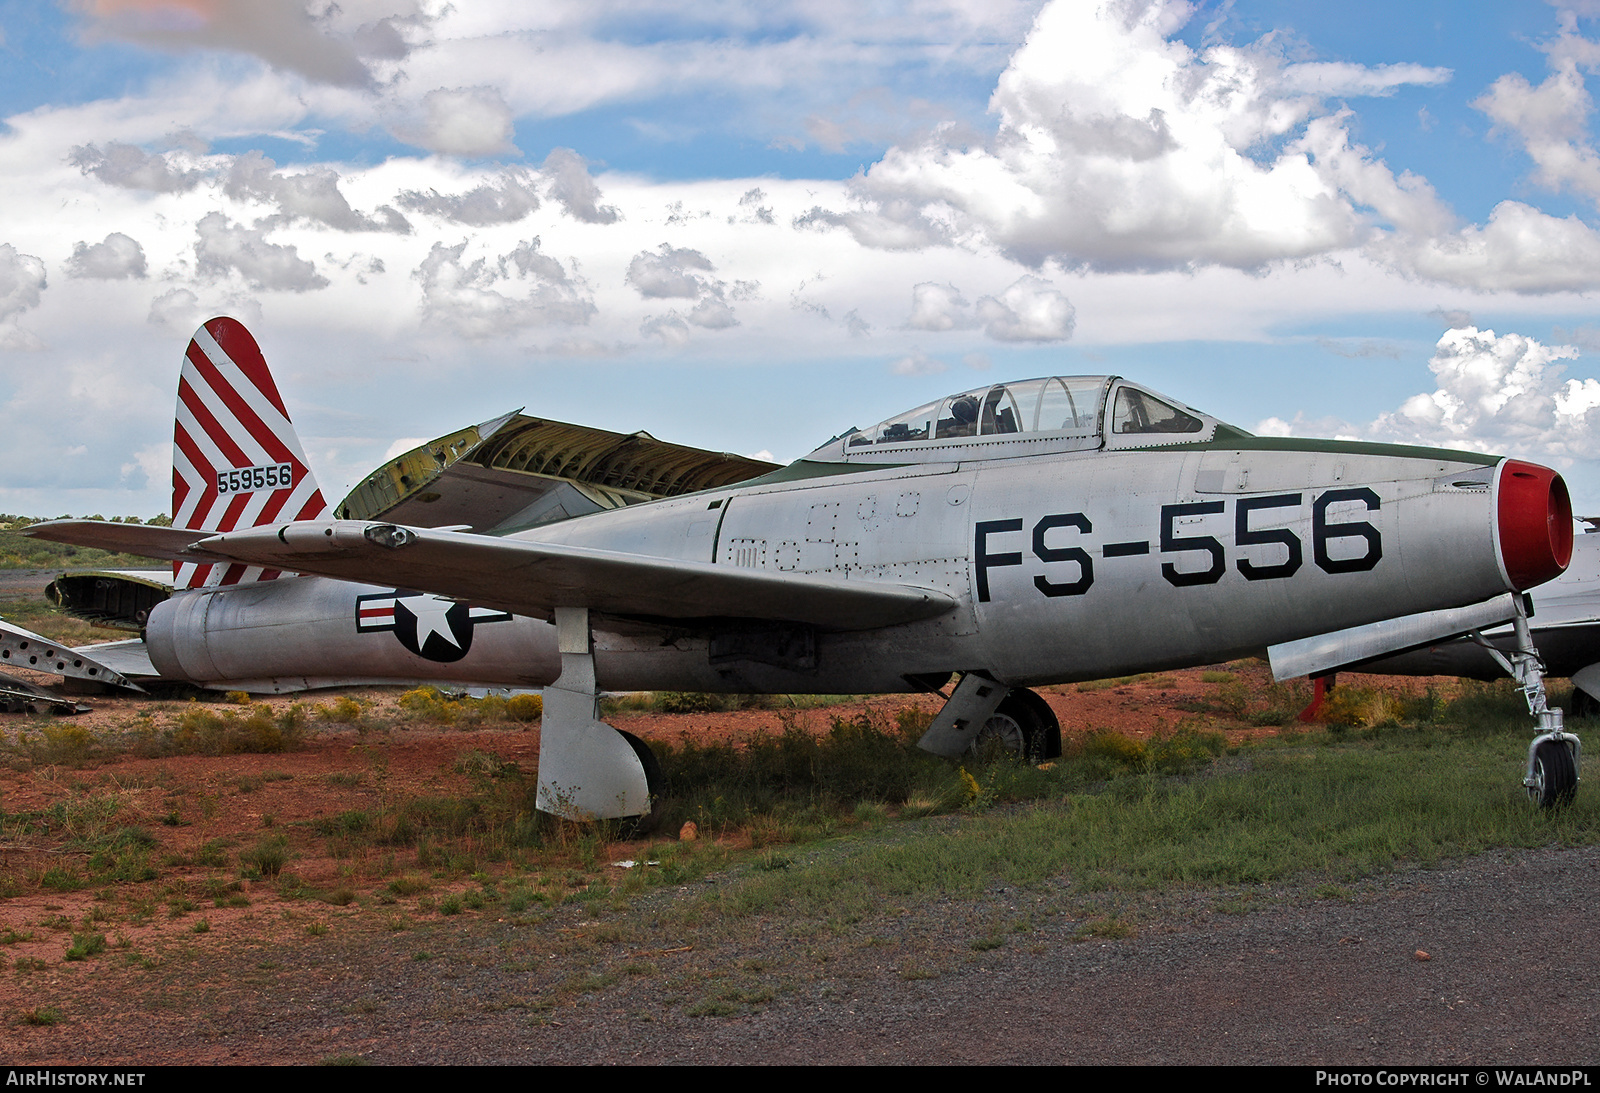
[185,520,954,632]
[1268,593,1520,681]
[73,638,158,681]
[26,521,219,562]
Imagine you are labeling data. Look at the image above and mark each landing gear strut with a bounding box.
[1470,600,1582,808]
[538,607,660,824]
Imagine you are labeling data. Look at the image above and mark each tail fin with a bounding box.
[172,317,330,590]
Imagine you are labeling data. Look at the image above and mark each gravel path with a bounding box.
[21,843,1597,1066]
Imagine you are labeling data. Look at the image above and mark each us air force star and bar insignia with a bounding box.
[355,591,513,662]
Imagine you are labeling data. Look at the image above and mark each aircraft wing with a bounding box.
[36,519,955,632]
[25,521,218,562]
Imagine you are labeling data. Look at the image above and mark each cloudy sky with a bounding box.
[7,0,1600,518]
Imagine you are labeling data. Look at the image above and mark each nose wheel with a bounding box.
[1470,600,1582,808]
[1526,737,1578,809]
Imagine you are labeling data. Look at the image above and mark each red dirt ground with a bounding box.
[0,663,1465,1063]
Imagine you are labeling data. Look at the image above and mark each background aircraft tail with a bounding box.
[172,317,330,590]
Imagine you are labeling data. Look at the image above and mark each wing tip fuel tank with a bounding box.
[1498,460,1573,591]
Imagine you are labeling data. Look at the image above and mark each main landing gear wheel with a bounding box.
[614,729,664,839]
[972,689,1061,764]
[1527,737,1578,809]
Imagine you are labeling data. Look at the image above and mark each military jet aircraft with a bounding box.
[28,318,1580,819]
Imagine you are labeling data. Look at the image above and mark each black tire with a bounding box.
[973,689,1061,764]
[614,729,663,838]
[1528,738,1578,809]
[1571,687,1600,720]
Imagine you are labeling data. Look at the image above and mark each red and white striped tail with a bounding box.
[172,317,329,590]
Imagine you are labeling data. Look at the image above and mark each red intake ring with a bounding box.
[1497,460,1573,591]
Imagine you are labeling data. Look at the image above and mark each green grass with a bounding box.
[20,1005,62,1026]
[64,932,107,961]
[691,714,1597,924]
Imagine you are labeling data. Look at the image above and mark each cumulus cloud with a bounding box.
[194,212,329,292]
[74,0,373,88]
[793,200,952,251]
[396,170,540,225]
[732,187,775,225]
[225,152,410,233]
[1473,14,1600,205]
[68,143,204,193]
[0,243,47,349]
[906,282,971,331]
[627,244,717,299]
[399,87,518,157]
[813,1,1375,270]
[688,296,739,329]
[67,233,147,280]
[974,276,1074,342]
[627,243,751,332]
[1366,327,1600,462]
[1269,327,1600,468]
[1372,200,1600,293]
[640,312,691,347]
[415,239,595,339]
[147,288,202,330]
[541,148,620,225]
[788,0,1600,294]
[904,276,1072,341]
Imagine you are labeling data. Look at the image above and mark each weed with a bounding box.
[20,1005,62,1026]
[387,875,431,896]
[239,835,290,878]
[318,696,364,724]
[39,865,85,892]
[685,998,738,1017]
[158,704,311,756]
[64,932,107,961]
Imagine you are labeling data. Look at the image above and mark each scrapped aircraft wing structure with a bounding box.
[46,569,173,632]
[168,520,957,632]
[337,412,779,532]
[0,617,145,691]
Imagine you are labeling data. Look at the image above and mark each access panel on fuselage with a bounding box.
[712,464,980,635]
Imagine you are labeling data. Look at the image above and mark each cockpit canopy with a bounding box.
[807,376,1228,464]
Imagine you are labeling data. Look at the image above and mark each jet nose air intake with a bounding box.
[1498,460,1573,591]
